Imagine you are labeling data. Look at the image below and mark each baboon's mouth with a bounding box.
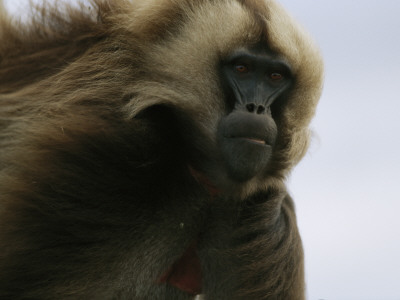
[237,137,267,145]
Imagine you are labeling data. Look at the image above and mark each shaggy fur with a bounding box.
[0,0,323,299]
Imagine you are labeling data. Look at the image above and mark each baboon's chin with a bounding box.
[220,137,273,182]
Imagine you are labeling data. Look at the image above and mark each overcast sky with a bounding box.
[279,1,400,299]
[4,1,400,299]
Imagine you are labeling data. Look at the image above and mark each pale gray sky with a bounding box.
[280,1,400,299]
[4,1,400,299]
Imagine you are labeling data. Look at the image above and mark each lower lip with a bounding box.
[245,138,265,145]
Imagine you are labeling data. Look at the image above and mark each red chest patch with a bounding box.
[158,166,220,294]
[158,241,202,295]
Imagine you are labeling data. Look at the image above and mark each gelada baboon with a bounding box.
[0,0,323,299]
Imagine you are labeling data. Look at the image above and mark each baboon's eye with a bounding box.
[234,64,249,73]
[270,72,284,81]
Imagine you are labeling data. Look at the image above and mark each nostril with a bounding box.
[257,105,265,114]
[246,103,256,113]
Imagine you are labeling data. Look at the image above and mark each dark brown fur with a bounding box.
[0,0,323,299]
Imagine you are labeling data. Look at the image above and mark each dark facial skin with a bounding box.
[218,48,293,182]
